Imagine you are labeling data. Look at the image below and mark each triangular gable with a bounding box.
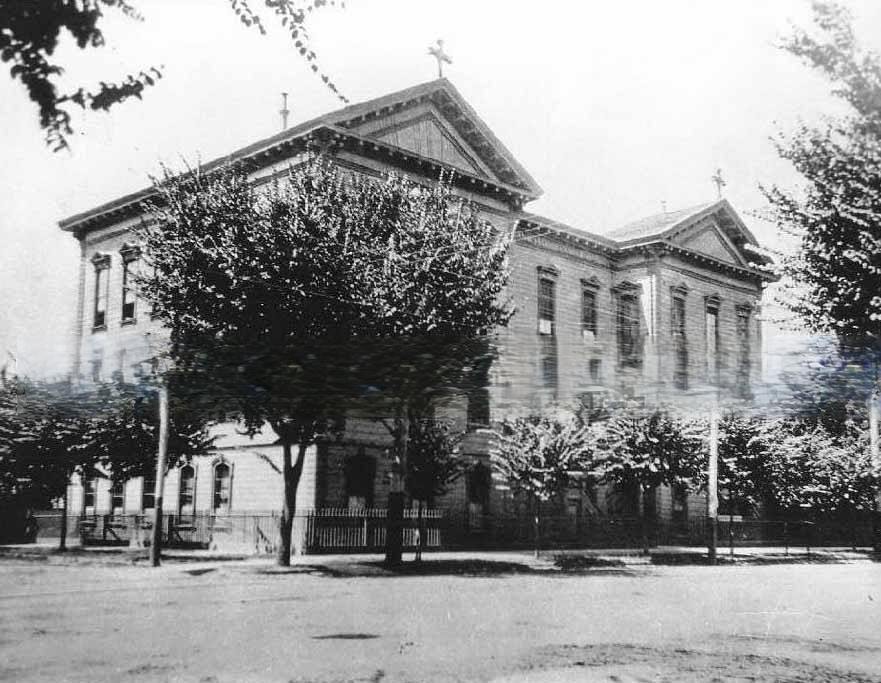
[328,78,542,197]
[676,223,744,266]
[347,102,493,179]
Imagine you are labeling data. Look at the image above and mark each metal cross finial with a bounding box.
[280,92,290,131]
[711,168,727,199]
[428,39,452,78]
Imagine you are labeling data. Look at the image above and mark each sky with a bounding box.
[2,0,881,379]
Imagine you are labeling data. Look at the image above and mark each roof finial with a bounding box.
[428,39,452,78]
[661,200,667,214]
[280,92,290,131]
[711,168,726,200]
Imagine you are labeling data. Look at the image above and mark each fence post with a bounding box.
[728,518,734,558]
[783,521,789,556]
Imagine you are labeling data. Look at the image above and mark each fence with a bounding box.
[26,508,445,555]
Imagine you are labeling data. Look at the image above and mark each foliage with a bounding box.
[491,412,596,504]
[759,419,876,514]
[140,159,513,563]
[715,413,773,514]
[1,0,345,151]
[593,409,705,494]
[404,417,466,504]
[763,2,881,350]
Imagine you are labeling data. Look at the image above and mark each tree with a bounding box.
[0,378,99,548]
[763,1,881,547]
[491,413,596,557]
[404,417,466,561]
[1,0,346,151]
[594,409,704,552]
[715,413,773,516]
[141,160,513,566]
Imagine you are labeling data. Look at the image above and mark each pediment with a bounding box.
[674,221,745,266]
[343,102,494,180]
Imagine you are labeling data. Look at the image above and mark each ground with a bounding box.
[1,552,880,682]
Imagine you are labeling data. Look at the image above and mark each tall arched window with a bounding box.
[212,462,232,513]
[178,465,195,516]
[83,473,97,512]
[109,480,125,516]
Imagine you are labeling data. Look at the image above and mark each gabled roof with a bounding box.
[605,202,716,243]
[60,79,541,233]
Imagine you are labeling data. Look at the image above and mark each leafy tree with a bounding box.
[763,1,881,546]
[594,409,705,552]
[404,416,466,561]
[0,378,99,548]
[715,413,773,516]
[1,0,346,151]
[141,160,512,566]
[491,413,596,557]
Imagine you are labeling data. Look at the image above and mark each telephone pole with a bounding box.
[149,383,170,567]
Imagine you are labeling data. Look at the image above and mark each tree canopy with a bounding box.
[1,0,346,151]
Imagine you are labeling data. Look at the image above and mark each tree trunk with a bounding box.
[533,497,541,559]
[639,485,649,556]
[384,402,408,566]
[277,440,307,566]
[59,482,68,551]
[415,500,424,563]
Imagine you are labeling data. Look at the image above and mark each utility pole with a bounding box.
[149,383,170,567]
[707,397,719,563]
[870,387,880,553]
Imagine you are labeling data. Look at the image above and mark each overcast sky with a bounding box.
[3,0,881,379]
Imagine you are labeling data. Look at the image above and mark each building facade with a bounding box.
[59,79,775,550]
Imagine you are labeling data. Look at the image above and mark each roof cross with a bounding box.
[711,168,726,200]
[428,39,452,78]
[280,92,290,131]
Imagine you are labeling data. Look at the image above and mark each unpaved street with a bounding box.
[1,557,880,682]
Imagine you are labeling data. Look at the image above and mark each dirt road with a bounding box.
[1,557,879,682]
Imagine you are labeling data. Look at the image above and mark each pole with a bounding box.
[707,401,719,563]
[149,384,169,567]
[870,388,880,553]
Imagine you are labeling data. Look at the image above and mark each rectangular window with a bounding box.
[537,278,556,336]
[540,336,558,390]
[142,473,156,511]
[121,257,137,323]
[93,263,109,329]
[581,288,597,337]
[83,474,97,510]
[736,308,751,397]
[110,480,125,515]
[617,294,641,368]
[589,358,601,383]
[706,306,719,384]
[672,297,688,390]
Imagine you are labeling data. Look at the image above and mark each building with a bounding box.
[58,79,775,551]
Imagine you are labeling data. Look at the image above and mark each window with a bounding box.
[736,306,752,398]
[540,336,558,390]
[466,354,491,430]
[83,473,97,510]
[616,292,641,368]
[672,484,688,527]
[120,245,140,324]
[537,277,556,335]
[344,448,376,509]
[706,297,720,384]
[178,465,195,516]
[589,358,601,383]
[212,462,232,513]
[466,464,491,532]
[142,472,156,511]
[672,295,688,390]
[581,279,599,337]
[92,254,110,329]
[110,480,125,515]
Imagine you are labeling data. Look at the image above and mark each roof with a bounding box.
[60,78,542,233]
[604,202,716,242]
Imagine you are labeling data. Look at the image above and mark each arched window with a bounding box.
[212,462,232,513]
[178,465,195,516]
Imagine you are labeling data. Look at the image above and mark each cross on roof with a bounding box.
[711,168,726,199]
[428,39,452,78]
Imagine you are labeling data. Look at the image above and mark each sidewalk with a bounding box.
[0,542,874,574]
